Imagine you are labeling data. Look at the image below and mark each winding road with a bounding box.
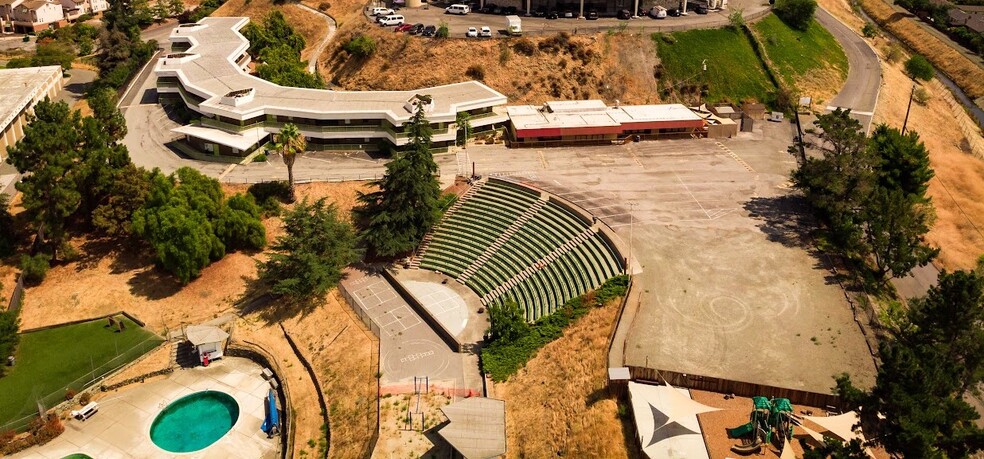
[816,7,882,133]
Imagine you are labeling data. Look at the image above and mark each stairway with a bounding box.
[173,341,198,368]
[456,197,547,284]
[409,178,487,268]
[481,227,598,305]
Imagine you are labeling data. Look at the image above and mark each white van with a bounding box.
[445,4,470,14]
[379,14,405,25]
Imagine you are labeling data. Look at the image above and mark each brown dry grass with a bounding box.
[213,0,326,58]
[493,299,637,458]
[97,342,175,391]
[278,290,378,459]
[818,0,865,30]
[860,0,984,99]
[299,0,364,25]
[322,24,662,105]
[870,40,984,269]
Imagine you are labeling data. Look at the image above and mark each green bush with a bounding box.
[512,38,536,56]
[344,34,376,58]
[436,21,450,39]
[19,254,50,285]
[905,54,934,81]
[774,0,817,31]
[253,153,268,162]
[248,181,292,204]
[481,275,629,381]
[862,22,877,38]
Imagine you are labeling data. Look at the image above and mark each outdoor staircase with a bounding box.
[456,197,547,284]
[481,226,599,305]
[409,179,487,268]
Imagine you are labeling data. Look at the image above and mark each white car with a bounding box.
[479,26,492,37]
[373,8,395,21]
[378,14,404,26]
[466,27,478,37]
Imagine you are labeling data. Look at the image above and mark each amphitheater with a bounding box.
[414,177,625,321]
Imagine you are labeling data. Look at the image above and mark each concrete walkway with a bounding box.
[13,357,279,459]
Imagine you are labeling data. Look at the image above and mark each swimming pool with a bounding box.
[150,391,240,453]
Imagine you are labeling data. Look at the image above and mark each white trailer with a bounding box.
[506,15,522,35]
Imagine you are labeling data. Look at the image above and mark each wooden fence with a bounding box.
[628,366,843,409]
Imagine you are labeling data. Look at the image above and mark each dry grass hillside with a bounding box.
[860,0,984,100]
[321,23,662,104]
[493,299,638,458]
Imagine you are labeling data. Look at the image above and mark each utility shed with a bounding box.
[437,397,506,459]
[185,324,230,365]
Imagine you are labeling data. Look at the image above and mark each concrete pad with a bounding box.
[402,280,469,336]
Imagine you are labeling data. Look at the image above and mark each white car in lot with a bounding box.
[378,14,404,26]
[371,7,394,18]
[466,27,478,37]
[479,26,492,37]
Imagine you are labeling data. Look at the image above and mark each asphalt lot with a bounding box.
[379,0,769,36]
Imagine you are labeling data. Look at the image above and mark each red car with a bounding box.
[394,23,414,32]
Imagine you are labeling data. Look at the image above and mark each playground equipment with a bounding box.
[727,397,794,455]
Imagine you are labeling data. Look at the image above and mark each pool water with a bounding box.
[150,391,240,453]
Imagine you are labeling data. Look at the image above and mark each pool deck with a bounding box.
[13,357,279,459]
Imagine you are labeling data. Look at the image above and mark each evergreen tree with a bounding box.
[869,124,934,200]
[836,270,984,458]
[257,198,360,305]
[0,194,15,257]
[859,187,938,279]
[6,99,83,259]
[354,98,442,257]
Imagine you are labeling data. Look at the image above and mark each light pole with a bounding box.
[902,82,916,135]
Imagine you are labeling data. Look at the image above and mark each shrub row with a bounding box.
[481,274,629,382]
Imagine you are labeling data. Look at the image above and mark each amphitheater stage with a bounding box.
[389,268,488,346]
[462,120,878,395]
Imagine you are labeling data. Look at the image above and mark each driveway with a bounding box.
[816,7,882,133]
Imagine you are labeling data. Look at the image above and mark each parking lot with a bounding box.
[367,0,768,37]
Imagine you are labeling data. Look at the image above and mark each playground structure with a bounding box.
[727,396,794,455]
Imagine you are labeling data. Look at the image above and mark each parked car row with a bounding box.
[465,26,494,37]
[393,22,441,36]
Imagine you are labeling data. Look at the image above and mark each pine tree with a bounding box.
[354,98,442,257]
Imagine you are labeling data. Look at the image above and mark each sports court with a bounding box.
[340,271,467,392]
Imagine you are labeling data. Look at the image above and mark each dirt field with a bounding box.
[492,298,637,458]
[374,392,453,458]
[859,0,984,100]
[5,181,375,457]
[322,23,662,105]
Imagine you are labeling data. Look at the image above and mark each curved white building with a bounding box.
[155,17,508,157]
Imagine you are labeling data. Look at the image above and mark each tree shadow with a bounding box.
[234,272,347,324]
[743,194,814,249]
[743,195,847,286]
[76,237,151,274]
[419,421,453,458]
[127,265,184,300]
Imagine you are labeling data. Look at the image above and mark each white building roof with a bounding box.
[185,325,230,345]
[0,66,61,133]
[155,17,507,125]
[507,102,702,132]
[437,397,506,459]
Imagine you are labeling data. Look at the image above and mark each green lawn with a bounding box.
[0,317,162,431]
[752,14,849,89]
[654,27,777,104]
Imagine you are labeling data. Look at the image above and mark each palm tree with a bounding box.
[273,123,306,202]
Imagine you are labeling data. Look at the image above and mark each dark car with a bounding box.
[491,5,503,14]
[479,3,495,13]
[586,9,599,19]
[667,7,681,16]
[408,23,424,34]
[422,25,437,36]
[617,8,631,19]
[546,9,558,18]
[688,2,708,13]
[533,7,546,16]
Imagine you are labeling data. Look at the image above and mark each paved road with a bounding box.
[298,3,337,74]
[816,7,882,133]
